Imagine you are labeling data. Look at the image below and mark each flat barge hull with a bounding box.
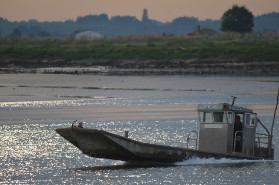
[56,127,262,162]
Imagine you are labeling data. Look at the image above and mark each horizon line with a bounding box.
[1,10,278,23]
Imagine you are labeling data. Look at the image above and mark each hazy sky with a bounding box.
[1,0,279,22]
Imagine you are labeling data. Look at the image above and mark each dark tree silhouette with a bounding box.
[2,8,279,37]
[221,5,254,33]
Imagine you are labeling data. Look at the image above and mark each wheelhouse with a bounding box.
[197,103,273,159]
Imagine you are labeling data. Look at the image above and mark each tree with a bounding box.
[10,28,22,37]
[76,14,109,24]
[169,17,198,34]
[221,5,254,33]
[38,30,51,37]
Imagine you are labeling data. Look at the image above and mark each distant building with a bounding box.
[188,25,217,36]
[142,8,149,22]
[75,31,104,39]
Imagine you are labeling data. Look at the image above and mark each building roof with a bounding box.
[188,25,217,36]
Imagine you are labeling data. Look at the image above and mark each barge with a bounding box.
[56,100,275,162]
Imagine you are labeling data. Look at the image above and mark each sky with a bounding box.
[1,0,279,22]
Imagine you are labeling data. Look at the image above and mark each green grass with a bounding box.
[1,34,279,65]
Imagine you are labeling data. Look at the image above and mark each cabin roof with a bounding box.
[197,103,253,113]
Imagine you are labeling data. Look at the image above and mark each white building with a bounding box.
[75,31,104,39]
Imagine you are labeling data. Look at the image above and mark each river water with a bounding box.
[0,74,279,184]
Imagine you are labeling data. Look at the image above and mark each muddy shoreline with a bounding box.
[1,59,279,75]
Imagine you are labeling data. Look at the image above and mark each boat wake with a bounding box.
[175,157,279,166]
[123,157,279,167]
[72,158,279,172]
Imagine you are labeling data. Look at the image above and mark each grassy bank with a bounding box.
[1,33,279,62]
[0,33,279,75]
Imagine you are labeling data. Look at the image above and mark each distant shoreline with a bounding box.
[1,59,278,76]
[1,35,279,76]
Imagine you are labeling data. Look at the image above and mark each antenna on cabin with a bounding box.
[231,96,237,106]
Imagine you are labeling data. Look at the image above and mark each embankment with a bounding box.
[1,58,278,75]
[1,35,279,75]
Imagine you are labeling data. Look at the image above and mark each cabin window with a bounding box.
[245,113,257,126]
[227,112,233,124]
[245,114,250,125]
[213,112,225,123]
[199,111,213,123]
[250,114,256,126]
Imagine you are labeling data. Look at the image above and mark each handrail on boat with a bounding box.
[255,133,270,148]
[72,120,83,128]
[72,120,78,128]
[256,118,273,159]
[257,118,270,136]
[187,131,198,150]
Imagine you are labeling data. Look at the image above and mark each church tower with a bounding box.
[142,8,149,22]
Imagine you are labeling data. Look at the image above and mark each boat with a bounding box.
[56,98,276,162]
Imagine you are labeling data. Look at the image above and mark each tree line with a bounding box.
[0,6,278,38]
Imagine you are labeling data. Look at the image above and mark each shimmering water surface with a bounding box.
[1,74,279,184]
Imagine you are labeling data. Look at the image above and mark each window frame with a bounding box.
[199,111,213,123]
[213,111,226,123]
[199,111,229,124]
[227,111,234,124]
[245,113,257,127]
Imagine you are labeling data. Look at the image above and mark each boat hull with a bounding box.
[56,127,262,162]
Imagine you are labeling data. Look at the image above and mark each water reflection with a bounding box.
[1,74,279,184]
[1,119,279,184]
[0,120,197,183]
